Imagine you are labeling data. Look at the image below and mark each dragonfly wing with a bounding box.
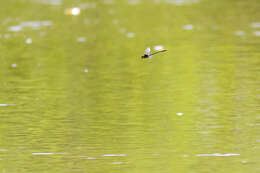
[144,47,151,55]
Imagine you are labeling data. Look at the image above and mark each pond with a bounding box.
[0,0,259,172]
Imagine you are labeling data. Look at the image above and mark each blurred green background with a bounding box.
[0,0,259,172]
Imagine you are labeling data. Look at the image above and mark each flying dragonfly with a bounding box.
[141,47,167,59]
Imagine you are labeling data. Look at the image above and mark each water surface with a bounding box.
[0,0,259,172]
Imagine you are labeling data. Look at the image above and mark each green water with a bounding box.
[0,0,259,172]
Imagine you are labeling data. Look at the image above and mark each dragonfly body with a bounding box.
[141,47,167,59]
[141,54,150,58]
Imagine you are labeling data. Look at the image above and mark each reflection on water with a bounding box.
[32,153,54,155]
[183,24,194,30]
[253,31,260,36]
[155,0,199,5]
[235,30,245,36]
[77,37,87,42]
[79,2,97,9]
[128,0,140,5]
[196,153,240,157]
[25,38,32,44]
[126,32,135,38]
[153,45,164,51]
[84,68,89,73]
[65,7,81,16]
[0,0,259,172]
[251,22,260,28]
[120,28,126,33]
[103,154,126,157]
[8,21,52,32]
[112,162,122,164]
[31,0,62,5]
[176,112,183,116]
[112,19,119,25]
[11,64,17,68]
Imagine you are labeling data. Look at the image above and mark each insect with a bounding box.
[141,47,167,59]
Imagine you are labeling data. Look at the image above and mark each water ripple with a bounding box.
[196,153,240,157]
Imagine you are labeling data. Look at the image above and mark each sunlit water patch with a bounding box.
[31,0,62,5]
[253,31,260,37]
[112,19,119,24]
[103,154,126,157]
[8,25,22,32]
[153,45,164,51]
[79,2,96,9]
[79,155,87,159]
[0,104,15,106]
[128,0,141,5]
[32,152,68,155]
[25,38,32,44]
[183,24,194,30]
[251,22,260,28]
[112,162,122,164]
[8,21,52,32]
[126,32,135,38]
[65,8,81,16]
[32,153,54,155]
[235,30,245,36]
[196,153,240,157]
[176,112,183,116]
[77,37,87,42]
[0,149,8,151]
[11,64,17,68]
[154,0,199,6]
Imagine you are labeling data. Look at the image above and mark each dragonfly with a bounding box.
[141,47,167,59]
